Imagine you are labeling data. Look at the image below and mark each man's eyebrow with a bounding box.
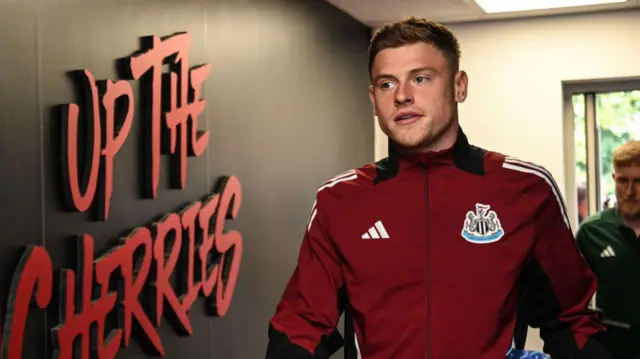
[372,73,396,84]
[372,66,439,83]
[409,66,439,75]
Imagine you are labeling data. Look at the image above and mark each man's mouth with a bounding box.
[394,112,422,122]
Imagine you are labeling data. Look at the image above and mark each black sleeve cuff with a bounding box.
[265,325,344,359]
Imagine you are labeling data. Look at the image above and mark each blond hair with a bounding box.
[613,140,640,167]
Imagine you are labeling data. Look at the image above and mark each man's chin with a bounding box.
[619,205,640,219]
[388,130,436,150]
[391,138,432,152]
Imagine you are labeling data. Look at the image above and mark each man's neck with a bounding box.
[621,212,640,236]
[403,120,460,154]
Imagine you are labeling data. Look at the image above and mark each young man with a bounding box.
[266,17,610,359]
[577,141,640,359]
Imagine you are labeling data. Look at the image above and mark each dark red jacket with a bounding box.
[266,128,610,359]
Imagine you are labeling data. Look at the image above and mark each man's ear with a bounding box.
[369,85,377,116]
[454,71,468,103]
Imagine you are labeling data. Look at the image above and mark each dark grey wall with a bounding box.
[0,0,372,358]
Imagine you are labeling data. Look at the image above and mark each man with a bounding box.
[578,183,587,223]
[577,141,640,358]
[266,17,609,359]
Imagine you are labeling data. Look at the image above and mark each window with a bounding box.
[570,88,640,226]
[573,94,588,223]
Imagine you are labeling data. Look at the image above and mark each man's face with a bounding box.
[368,42,468,151]
[613,164,640,218]
[578,198,587,219]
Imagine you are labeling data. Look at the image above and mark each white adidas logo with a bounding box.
[362,221,389,239]
[600,245,615,258]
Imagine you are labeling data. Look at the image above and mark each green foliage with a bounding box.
[597,91,640,197]
[574,90,640,205]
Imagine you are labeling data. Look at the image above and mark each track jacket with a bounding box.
[266,127,610,359]
[577,208,640,358]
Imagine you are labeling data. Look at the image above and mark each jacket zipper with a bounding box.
[425,169,431,359]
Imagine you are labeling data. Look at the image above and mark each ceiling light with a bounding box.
[474,0,627,13]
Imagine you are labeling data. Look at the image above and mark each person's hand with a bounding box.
[506,348,549,359]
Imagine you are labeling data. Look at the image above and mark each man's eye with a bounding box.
[379,82,395,90]
[415,76,429,83]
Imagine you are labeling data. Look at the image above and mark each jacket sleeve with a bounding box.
[520,182,611,359]
[266,195,345,359]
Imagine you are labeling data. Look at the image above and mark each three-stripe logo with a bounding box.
[600,245,615,258]
[362,220,389,239]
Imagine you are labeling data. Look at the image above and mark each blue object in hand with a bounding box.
[506,348,549,359]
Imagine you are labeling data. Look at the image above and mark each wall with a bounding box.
[373,9,640,351]
[0,0,372,358]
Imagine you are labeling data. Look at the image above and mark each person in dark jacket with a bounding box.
[266,17,610,359]
[577,140,640,358]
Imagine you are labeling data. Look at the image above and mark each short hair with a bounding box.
[368,17,461,78]
[577,184,586,202]
[613,140,640,167]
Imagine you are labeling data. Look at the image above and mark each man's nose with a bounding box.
[626,183,636,196]
[394,83,414,106]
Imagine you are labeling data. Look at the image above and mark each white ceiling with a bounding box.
[325,0,640,27]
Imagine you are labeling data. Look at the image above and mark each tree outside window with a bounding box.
[574,90,640,218]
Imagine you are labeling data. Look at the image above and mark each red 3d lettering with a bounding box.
[61,32,211,221]
[1,176,242,359]
[0,31,242,359]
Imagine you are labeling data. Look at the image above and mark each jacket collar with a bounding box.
[602,206,624,225]
[374,126,485,184]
